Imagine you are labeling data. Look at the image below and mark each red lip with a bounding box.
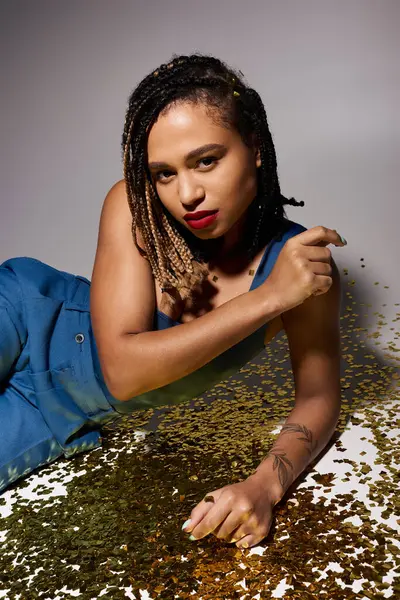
[183,210,218,221]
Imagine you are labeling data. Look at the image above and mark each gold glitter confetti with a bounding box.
[0,265,399,599]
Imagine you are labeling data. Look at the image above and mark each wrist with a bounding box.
[252,281,285,322]
[248,465,285,506]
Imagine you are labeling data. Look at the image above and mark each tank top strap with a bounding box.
[250,220,307,291]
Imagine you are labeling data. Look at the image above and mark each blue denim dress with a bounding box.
[0,220,306,492]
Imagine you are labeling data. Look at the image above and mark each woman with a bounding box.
[0,53,346,549]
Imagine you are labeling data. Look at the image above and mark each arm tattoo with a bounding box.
[264,424,317,490]
[267,447,293,489]
[280,423,317,456]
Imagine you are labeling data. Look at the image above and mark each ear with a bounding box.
[250,133,261,168]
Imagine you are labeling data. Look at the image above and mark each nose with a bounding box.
[178,173,205,208]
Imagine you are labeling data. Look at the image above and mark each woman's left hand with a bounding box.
[181,474,279,548]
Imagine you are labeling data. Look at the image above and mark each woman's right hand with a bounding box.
[263,226,347,313]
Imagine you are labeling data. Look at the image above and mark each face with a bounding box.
[147,102,261,243]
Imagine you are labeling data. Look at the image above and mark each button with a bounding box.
[75,333,85,344]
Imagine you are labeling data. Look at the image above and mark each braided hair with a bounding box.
[122,52,304,307]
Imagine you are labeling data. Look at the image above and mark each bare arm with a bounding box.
[90,181,283,402]
[114,290,280,401]
[180,254,344,549]
[251,258,342,503]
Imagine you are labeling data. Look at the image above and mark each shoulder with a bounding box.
[266,219,308,257]
[100,179,146,251]
[282,255,341,347]
[279,215,341,347]
[102,179,127,208]
[91,179,156,385]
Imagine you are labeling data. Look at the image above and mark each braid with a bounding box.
[234,87,305,255]
[121,53,304,306]
[144,182,169,285]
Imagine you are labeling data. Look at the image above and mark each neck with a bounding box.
[211,210,248,261]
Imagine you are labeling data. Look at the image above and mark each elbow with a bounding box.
[98,345,140,403]
[96,332,155,401]
[103,373,132,403]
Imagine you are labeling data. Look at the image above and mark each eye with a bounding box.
[155,170,173,182]
[154,156,218,182]
[198,156,217,168]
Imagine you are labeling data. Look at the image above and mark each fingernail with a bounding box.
[339,235,347,245]
[181,519,191,530]
[189,535,196,541]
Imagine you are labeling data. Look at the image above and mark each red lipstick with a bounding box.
[184,210,219,230]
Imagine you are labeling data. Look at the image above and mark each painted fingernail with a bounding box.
[339,235,347,245]
[181,519,191,530]
[189,535,196,541]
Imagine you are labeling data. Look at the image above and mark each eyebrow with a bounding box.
[148,143,227,170]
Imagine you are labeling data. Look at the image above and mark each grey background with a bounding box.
[1,0,399,346]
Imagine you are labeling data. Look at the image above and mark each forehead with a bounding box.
[147,102,234,160]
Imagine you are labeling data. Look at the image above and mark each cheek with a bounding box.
[223,153,258,193]
[154,186,176,214]
[223,168,258,211]
[239,161,259,196]
[212,164,242,197]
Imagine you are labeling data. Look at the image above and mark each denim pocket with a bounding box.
[29,364,102,450]
[29,363,76,392]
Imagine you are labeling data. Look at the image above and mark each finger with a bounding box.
[228,514,260,545]
[312,274,333,295]
[292,226,347,248]
[235,533,258,549]
[226,524,248,544]
[235,523,270,549]
[312,262,332,277]
[212,509,251,541]
[182,488,226,533]
[304,246,332,263]
[182,500,214,533]
[190,503,232,541]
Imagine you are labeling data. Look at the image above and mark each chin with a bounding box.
[188,228,224,240]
